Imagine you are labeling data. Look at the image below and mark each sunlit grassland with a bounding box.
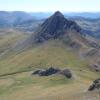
[0,34,100,100]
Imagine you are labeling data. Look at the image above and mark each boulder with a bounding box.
[60,69,72,78]
[88,83,96,91]
[88,78,100,91]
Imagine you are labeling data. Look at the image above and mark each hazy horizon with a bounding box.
[0,10,100,13]
[0,0,100,12]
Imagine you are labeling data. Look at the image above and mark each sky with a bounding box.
[0,0,100,12]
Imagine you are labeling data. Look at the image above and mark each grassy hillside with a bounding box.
[0,32,100,100]
[0,39,91,74]
[0,29,28,57]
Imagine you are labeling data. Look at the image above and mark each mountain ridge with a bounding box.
[34,11,82,43]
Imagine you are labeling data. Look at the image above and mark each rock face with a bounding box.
[35,11,81,42]
[88,78,100,91]
[60,69,72,78]
[32,67,72,78]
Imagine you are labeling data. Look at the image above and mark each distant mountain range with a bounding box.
[30,12,100,19]
[0,11,33,27]
[65,12,100,19]
[0,11,100,39]
[0,11,43,32]
[70,17,100,39]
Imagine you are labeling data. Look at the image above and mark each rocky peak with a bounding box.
[35,11,82,42]
[52,11,64,18]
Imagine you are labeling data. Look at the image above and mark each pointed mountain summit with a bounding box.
[35,11,82,42]
[52,11,64,17]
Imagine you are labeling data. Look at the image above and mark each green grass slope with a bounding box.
[0,33,100,100]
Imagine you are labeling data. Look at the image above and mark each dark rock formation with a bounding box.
[41,67,60,76]
[88,78,100,91]
[32,67,60,76]
[60,69,72,78]
[35,11,82,42]
[90,64,100,72]
[32,67,72,78]
[38,70,47,76]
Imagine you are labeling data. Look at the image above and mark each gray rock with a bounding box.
[90,64,100,72]
[88,78,100,91]
[60,69,72,78]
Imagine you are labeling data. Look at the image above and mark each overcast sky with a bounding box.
[0,0,100,12]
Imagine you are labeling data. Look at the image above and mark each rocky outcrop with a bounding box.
[33,67,60,76]
[35,11,82,43]
[88,78,100,91]
[32,67,72,78]
[60,69,72,78]
[90,64,100,72]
